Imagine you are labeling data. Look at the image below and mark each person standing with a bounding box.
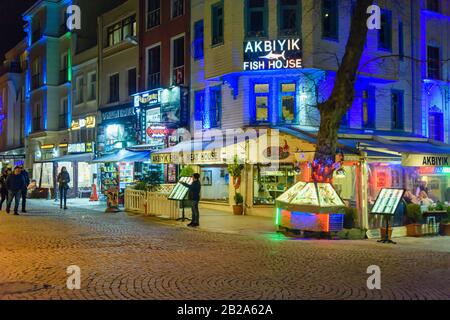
[19,165,30,213]
[182,173,201,227]
[6,167,26,215]
[0,168,10,211]
[57,167,71,210]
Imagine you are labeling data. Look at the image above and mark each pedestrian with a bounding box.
[57,166,71,210]
[182,173,201,227]
[5,166,26,215]
[0,168,10,211]
[19,165,30,213]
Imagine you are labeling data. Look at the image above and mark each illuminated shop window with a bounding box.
[253,83,270,123]
[245,0,268,38]
[279,0,300,37]
[280,83,297,124]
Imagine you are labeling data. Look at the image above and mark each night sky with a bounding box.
[0,0,36,63]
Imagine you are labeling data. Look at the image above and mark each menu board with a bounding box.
[168,177,193,201]
[371,188,405,215]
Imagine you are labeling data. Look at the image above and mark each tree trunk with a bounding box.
[313,0,374,182]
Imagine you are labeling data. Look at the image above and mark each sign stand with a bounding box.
[377,214,396,244]
[176,199,191,222]
[370,188,405,245]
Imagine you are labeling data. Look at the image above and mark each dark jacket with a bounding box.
[187,180,201,202]
[6,173,26,193]
[21,170,30,189]
[57,171,71,189]
[0,174,8,192]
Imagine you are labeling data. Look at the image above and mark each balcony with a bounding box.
[172,66,185,86]
[59,69,69,85]
[147,72,161,90]
[31,74,42,91]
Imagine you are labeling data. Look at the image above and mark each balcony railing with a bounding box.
[59,69,68,85]
[147,9,161,29]
[31,74,42,90]
[172,66,185,86]
[147,72,161,90]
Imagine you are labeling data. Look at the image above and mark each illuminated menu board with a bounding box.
[371,189,405,216]
[168,177,193,201]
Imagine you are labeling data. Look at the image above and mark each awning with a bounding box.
[92,149,151,163]
[51,153,94,163]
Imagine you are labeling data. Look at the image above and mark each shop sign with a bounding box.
[402,154,450,167]
[151,150,220,164]
[243,38,302,71]
[71,116,96,130]
[102,107,135,121]
[68,142,95,154]
[147,126,169,138]
[41,144,55,150]
[133,89,162,108]
[152,153,174,164]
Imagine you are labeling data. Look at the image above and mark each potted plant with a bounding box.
[233,192,244,215]
[405,204,423,237]
[227,156,244,190]
[440,207,450,236]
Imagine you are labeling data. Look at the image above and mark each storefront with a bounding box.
[0,148,26,170]
[131,86,190,184]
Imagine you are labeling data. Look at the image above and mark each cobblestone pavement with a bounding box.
[0,200,449,300]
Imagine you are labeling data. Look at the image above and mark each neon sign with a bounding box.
[243,38,302,71]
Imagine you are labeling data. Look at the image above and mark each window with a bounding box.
[122,15,137,39]
[253,83,270,123]
[60,51,69,84]
[322,0,339,40]
[59,97,68,129]
[31,57,41,90]
[362,87,375,128]
[171,0,184,18]
[378,10,392,51]
[87,72,97,101]
[246,0,268,38]
[75,76,84,104]
[128,68,137,96]
[107,15,137,47]
[279,0,300,36]
[172,36,185,86]
[211,2,224,46]
[147,45,161,89]
[33,103,42,132]
[194,90,205,127]
[209,86,222,128]
[429,112,444,141]
[427,46,441,80]
[109,73,120,103]
[398,21,404,60]
[280,83,297,124]
[147,0,161,29]
[107,22,122,47]
[391,90,404,130]
[193,20,204,60]
[426,0,440,12]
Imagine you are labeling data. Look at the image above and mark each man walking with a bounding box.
[19,165,30,213]
[6,166,26,215]
[0,168,10,211]
[182,173,201,227]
